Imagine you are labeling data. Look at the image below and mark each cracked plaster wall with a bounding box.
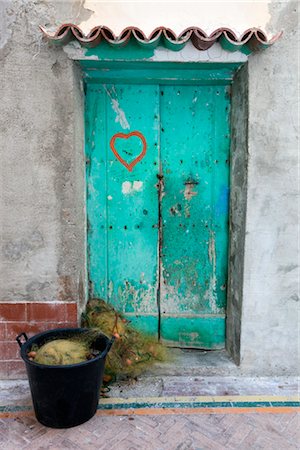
[239,0,299,375]
[0,0,86,306]
[0,0,298,375]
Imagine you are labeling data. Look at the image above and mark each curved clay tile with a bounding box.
[40,24,282,53]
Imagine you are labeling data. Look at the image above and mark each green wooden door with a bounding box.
[159,86,229,347]
[86,77,230,348]
[86,84,160,335]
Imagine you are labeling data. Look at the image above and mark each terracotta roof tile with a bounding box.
[40,24,282,54]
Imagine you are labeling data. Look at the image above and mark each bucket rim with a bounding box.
[19,327,112,369]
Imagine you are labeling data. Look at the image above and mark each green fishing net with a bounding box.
[28,299,168,380]
[82,299,168,381]
[34,339,90,365]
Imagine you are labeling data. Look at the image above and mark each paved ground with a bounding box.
[0,407,299,449]
[0,350,299,449]
[0,388,299,450]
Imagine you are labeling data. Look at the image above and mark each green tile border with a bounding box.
[96,400,300,411]
[0,397,299,414]
[0,405,32,413]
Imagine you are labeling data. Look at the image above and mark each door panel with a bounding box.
[86,84,160,335]
[159,85,230,347]
[86,79,230,347]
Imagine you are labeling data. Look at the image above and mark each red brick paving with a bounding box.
[0,411,298,449]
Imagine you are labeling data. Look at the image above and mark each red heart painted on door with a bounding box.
[110,131,147,172]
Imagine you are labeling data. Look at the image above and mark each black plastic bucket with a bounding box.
[16,328,114,428]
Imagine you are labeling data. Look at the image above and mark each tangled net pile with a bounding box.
[82,299,168,382]
[33,339,90,365]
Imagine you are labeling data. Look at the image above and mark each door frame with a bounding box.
[83,58,247,357]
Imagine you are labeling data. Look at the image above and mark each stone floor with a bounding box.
[0,349,299,449]
[0,407,299,449]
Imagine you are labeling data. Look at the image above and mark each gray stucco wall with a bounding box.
[0,0,298,375]
[0,1,86,307]
[240,1,299,374]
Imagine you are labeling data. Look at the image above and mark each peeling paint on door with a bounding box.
[104,84,130,129]
[122,181,144,195]
[183,180,198,201]
[204,230,219,313]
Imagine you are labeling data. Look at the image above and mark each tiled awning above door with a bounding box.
[40,25,281,54]
[40,1,281,54]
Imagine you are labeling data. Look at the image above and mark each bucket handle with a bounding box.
[16,332,28,348]
[100,336,115,359]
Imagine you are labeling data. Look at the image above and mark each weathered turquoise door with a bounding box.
[86,70,230,348]
[159,86,229,347]
[86,84,160,335]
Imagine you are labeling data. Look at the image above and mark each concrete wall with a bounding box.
[0,1,86,377]
[0,0,298,377]
[0,0,86,305]
[240,1,299,375]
